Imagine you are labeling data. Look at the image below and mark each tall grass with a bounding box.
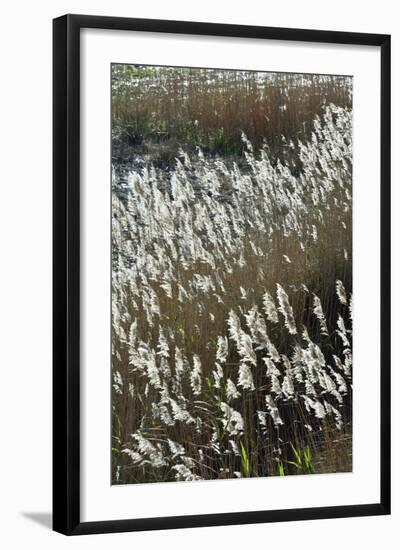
[111,103,352,484]
[112,65,352,160]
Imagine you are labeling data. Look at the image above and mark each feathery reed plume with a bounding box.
[276,284,297,335]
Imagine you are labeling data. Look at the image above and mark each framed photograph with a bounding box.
[53,14,391,535]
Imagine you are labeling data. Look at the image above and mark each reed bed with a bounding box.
[111,102,353,484]
[112,65,352,160]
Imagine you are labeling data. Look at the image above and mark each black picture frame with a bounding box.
[53,14,391,536]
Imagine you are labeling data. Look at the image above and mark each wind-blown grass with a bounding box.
[112,103,352,484]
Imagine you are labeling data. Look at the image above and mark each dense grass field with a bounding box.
[111,67,353,484]
[112,65,352,162]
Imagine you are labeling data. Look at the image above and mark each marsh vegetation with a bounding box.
[111,66,353,484]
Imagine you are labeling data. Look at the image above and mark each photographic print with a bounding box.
[111,64,353,485]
